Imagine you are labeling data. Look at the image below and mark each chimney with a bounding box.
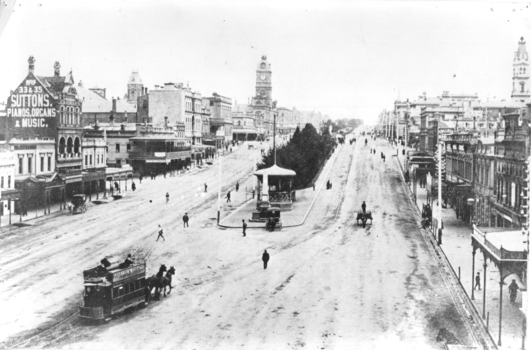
[423,92,426,100]
[53,61,61,77]
[155,85,159,90]
[112,98,117,114]
[28,56,35,74]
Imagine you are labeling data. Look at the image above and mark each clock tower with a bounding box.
[511,37,530,105]
[254,55,272,107]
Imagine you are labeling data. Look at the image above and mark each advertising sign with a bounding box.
[4,74,58,139]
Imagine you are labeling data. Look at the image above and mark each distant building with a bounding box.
[511,37,530,105]
[204,93,233,148]
[126,71,144,105]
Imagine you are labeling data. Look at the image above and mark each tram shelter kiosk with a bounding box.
[251,164,296,221]
[471,225,527,346]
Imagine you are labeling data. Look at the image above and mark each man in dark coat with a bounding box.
[361,201,366,213]
[156,225,165,241]
[226,190,231,203]
[242,219,247,237]
[183,212,189,228]
[262,250,270,269]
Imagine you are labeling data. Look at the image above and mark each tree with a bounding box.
[258,123,337,190]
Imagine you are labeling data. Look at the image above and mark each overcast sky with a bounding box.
[0,0,530,124]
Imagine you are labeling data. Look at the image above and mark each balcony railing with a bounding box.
[269,191,296,203]
[128,151,191,159]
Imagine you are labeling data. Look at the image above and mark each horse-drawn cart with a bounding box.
[265,207,282,231]
[72,194,87,214]
[355,211,373,228]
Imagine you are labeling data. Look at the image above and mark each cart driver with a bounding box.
[361,201,366,213]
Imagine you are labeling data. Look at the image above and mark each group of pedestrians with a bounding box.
[155,212,190,241]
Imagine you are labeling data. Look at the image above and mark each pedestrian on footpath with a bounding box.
[139,175,143,184]
[509,279,519,303]
[312,183,315,191]
[204,183,208,193]
[236,182,240,192]
[242,219,247,237]
[156,225,165,241]
[166,192,170,203]
[225,190,231,203]
[132,182,136,191]
[262,249,270,269]
[183,212,189,228]
[475,272,481,290]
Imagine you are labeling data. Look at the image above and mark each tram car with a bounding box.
[79,257,147,322]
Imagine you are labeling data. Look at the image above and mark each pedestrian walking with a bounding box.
[236,181,240,192]
[509,279,519,303]
[166,192,170,203]
[262,249,270,269]
[242,219,247,237]
[312,183,315,191]
[132,182,136,191]
[361,201,366,213]
[139,175,143,184]
[156,225,165,241]
[183,212,189,228]
[475,272,481,290]
[68,202,72,214]
[225,190,231,203]
[204,183,208,193]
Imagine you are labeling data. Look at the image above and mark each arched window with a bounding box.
[60,106,65,124]
[238,121,241,126]
[59,137,66,154]
[74,137,80,154]
[67,137,73,154]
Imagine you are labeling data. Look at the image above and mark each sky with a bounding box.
[0,0,530,125]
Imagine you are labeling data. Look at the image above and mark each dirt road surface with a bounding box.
[1,139,473,349]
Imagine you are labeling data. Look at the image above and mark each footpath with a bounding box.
[387,139,524,350]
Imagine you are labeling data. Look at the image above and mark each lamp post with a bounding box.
[217,153,222,224]
[437,141,443,245]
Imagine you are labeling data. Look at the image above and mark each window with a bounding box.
[40,156,44,172]
[89,155,93,165]
[116,144,120,152]
[85,155,88,165]
[1,177,3,188]
[48,156,51,171]
[8,176,11,188]
[127,144,131,151]
[18,157,23,174]
[28,157,32,174]
[116,159,122,167]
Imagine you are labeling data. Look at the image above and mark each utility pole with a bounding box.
[217,154,222,224]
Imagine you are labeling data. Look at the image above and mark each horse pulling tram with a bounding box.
[79,257,147,322]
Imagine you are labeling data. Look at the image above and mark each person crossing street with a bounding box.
[156,225,165,241]
[242,219,247,237]
[262,249,270,269]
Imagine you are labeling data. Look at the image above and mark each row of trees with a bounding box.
[257,123,338,190]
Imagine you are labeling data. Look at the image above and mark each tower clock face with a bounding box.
[260,74,266,80]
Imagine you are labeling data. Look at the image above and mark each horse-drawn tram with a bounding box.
[79,257,147,322]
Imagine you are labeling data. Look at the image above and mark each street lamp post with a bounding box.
[437,141,443,245]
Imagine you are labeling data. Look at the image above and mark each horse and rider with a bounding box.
[146,264,176,301]
[356,201,373,228]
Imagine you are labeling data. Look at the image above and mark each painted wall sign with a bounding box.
[3,74,58,139]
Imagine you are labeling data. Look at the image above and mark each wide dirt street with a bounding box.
[1,139,473,350]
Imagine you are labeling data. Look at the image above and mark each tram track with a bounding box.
[3,162,257,349]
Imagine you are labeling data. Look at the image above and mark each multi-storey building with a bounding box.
[232,103,259,141]
[0,142,19,219]
[204,93,232,148]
